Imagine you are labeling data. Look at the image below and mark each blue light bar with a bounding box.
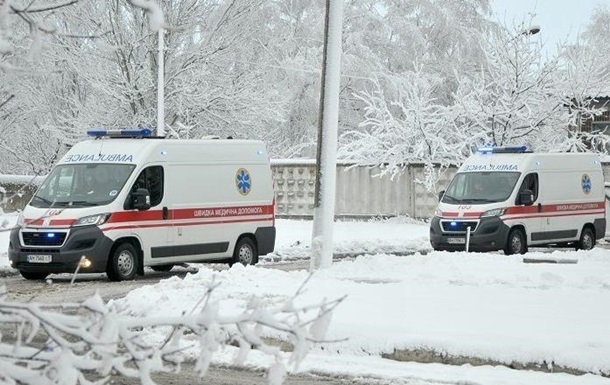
[87,128,152,138]
[47,233,55,238]
[477,145,528,154]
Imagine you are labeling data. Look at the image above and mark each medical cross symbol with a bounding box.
[581,174,591,194]
[236,168,252,195]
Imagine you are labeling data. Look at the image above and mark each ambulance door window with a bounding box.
[517,173,538,205]
[132,166,164,207]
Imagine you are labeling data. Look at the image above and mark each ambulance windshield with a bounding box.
[31,164,135,208]
[442,172,520,204]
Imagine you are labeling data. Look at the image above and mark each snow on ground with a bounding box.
[2,215,610,384]
[265,217,431,262]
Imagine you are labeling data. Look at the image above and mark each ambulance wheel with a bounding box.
[151,264,173,272]
[577,227,595,251]
[107,242,138,281]
[231,237,258,266]
[20,271,49,280]
[504,228,527,255]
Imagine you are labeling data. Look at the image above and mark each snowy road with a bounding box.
[0,259,431,385]
[1,259,343,303]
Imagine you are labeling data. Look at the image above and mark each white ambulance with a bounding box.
[430,146,606,254]
[8,129,276,281]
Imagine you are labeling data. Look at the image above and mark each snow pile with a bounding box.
[116,248,610,380]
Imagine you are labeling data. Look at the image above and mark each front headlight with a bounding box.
[434,208,442,217]
[73,213,110,227]
[481,208,505,218]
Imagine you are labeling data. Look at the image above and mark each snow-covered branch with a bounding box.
[0,279,344,385]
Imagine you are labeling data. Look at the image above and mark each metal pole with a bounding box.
[466,227,471,252]
[157,28,165,137]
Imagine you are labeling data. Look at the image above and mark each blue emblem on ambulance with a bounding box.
[236,168,252,195]
[581,174,591,194]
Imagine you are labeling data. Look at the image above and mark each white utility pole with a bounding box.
[157,28,166,137]
[310,0,344,271]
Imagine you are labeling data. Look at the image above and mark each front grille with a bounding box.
[20,248,61,253]
[21,231,68,247]
[440,220,479,233]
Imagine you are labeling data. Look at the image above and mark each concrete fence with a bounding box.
[271,160,456,218]
[3,160,610,218]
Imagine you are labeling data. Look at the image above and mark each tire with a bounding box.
[504,228,527,255]
[151,264,173,272]
[230,237,258,266]
[577,227,596,251]
[107,242,138,281]
[20,271,49,280]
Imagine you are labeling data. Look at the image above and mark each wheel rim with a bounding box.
[238,244,253,265]
[117,250,135,276]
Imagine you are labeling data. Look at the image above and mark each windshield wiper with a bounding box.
[442,194,460,203]
[462,198,496,203]
[66,201,99,207]
[33,195,54,205]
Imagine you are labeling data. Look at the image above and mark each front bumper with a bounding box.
[8,225,114,274]
[429,216,510,252]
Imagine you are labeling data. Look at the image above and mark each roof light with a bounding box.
[86,128,152,138]
[477,145,528,154]
[477,146,494,154]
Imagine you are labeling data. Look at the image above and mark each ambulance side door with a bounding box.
[516,173,542,244]
[128,166,173,261]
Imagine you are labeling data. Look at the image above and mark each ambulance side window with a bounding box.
[517,173,538,205]
[132,166,164,207]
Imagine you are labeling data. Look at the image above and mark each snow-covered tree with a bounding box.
[449,23,566,150]
[558,5,610,153]
[338,70,455,179]
[555,42,610,152]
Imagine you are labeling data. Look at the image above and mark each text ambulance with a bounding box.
[430,146,606,254]
[8,129,276,281]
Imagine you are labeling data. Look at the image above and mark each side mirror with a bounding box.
[519,189,533,206]
[438,190,445,202]
[132,188,151,210]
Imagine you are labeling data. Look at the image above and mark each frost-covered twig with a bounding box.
[0,280,344,385]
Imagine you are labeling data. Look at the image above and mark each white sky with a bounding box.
[491,0,608,53]
[3,214,610,384]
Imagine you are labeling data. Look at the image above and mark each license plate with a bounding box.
[447,237,466,245]
[27,255,52,263]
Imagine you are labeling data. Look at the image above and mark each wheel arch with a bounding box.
[581,222,596,239]
[236,233,257,251]
[508,224,527,240]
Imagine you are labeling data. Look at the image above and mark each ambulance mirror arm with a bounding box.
[131,188,151,211]
[438,190,445,202]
